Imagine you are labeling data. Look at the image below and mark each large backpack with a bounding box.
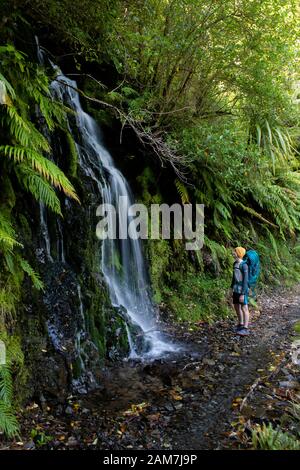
[243,249,260,296]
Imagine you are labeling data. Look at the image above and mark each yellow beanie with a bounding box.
[235,246,246,259]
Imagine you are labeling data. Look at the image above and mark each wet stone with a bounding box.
[65,406,73,415]
[202,358,216,366]
[279,380,300,389]
[23,440,36,450]
[164,403,175,412]
[66,436,78,447]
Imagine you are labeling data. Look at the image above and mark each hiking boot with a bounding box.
[237,327,250,336]
[233,324,244,333]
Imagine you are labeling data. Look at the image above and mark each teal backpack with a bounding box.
[243,249,260,297]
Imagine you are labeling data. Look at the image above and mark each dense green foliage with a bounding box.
[0,43,78,286]
[0,332,25,437]
[1,0,300,320]
[0,42,79,435]
[106,0,300,320]
[0,0,300,438]
[251,422,300,450]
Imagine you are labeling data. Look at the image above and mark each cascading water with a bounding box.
[39,202,53,262]
[35,38,102,393]
[49,70,178,359]
[56,218,66,263]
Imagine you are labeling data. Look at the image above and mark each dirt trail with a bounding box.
[2,286,300,450]
[169,287,300,449]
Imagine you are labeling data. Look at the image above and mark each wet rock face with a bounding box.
[12,51,133,402]
[21,260,101,399]
[44,263,79,357]
[17,152,129,402]
[35,355,69,401]
[41,262,100,394]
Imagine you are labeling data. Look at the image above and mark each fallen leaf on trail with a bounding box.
[119,423,126,433]
[169,389,183,401]
[147,413,161,422]
[27,403,39,410]
[123,402,149,416]
[232,397,243,408]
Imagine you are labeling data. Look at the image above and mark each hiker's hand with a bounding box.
[239,295,244,303]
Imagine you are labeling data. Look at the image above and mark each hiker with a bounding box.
[231,246,250,336]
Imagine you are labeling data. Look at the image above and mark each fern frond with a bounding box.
[18,258,44,290]
[0,287,17,319]
[234,201,277,227]
[0,145,79,201]
[6,106,50,152]
[255,120,296,171]
[16,165,62,214]
[0,400,19,437]
[252,182,300,235]
[265,227,280,259]
[0,365,13,404]
[0,73,16,100]
[204,236,229,270]
[175,178,190,204]
[0,214,22,250]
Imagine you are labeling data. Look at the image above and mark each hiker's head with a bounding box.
[234,246,246,260]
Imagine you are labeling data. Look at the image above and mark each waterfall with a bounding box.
[56,218,66,263]
[39,202,53,262]
[49,71,178,359]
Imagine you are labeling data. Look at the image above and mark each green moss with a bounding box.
[87,107,114,128]
[72,357,83,379]
[148,239,172,303]
[66,131,79,178]
[294,321,300,334]
[87,305,106,361]
[108,311,129,354]
[162,271,232,323]
[0,175,16,211]
[136,167,157,206]
[18,214,32,245]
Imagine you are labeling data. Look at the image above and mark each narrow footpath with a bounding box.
[2,286,300,450]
